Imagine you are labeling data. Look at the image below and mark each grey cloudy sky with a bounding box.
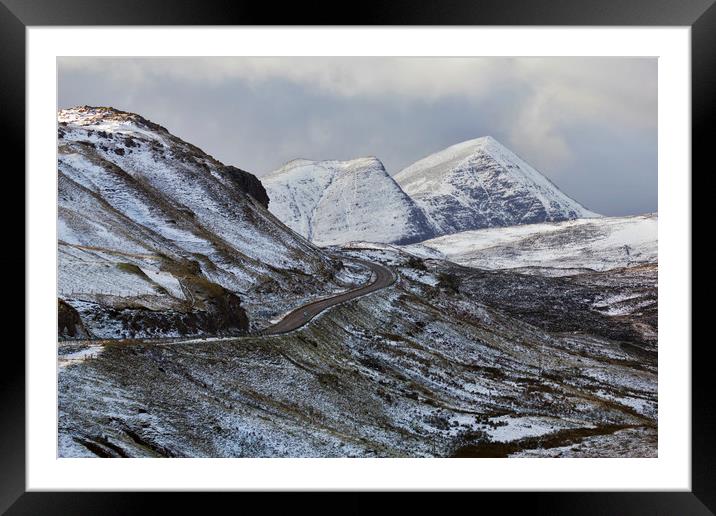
[58,57,657,216]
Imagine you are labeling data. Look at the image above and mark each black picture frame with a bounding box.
[1,0,709,513]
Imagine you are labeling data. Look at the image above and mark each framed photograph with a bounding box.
[3,0,710,512]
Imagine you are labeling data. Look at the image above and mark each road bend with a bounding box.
[261,258,395,336]
[58,258,395,352]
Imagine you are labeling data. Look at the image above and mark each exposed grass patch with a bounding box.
[451,424,638,458]
[116,262,148,278]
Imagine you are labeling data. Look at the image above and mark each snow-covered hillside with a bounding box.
[394,136,599,236]
[405,214,657,274]
[263,157,434,246]
[57,108,659,459]
[61,244,657,458]
[58,106,347,338]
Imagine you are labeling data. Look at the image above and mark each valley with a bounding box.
[57,107,658,458]
[59,246,656,458]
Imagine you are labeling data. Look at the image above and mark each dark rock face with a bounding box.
[224,166,270,208]
[111,297,248,338]
[73,290,249,339]
[58,299,92,339]
[201,290,250,334]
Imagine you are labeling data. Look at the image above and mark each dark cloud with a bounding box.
[58,57,656,216]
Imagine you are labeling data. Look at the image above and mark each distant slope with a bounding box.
[404,214,657,274]
[263,157,434,246]
[58,106,344,338]
[394,136,599,237]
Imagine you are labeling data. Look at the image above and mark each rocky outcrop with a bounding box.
[224,165,269,208]
[58,299,92,339]
[96,294,248,338]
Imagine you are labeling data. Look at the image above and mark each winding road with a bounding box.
[58,258,395,356]
[261,258,396,335]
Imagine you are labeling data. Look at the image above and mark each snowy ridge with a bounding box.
[394,136,599,237]
[404,214,657,274]
[263,157,434,246]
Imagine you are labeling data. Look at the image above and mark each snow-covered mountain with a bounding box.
[263,157,434,246]
[57,106,349,338]
[404,214,657,275]
[394,136,599,237]
[58,109,659,460]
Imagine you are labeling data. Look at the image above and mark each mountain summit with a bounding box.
[394,136,599,237]
[263,157,434,246]
[57,106,344,337]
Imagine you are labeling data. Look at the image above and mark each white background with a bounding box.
[27,27,691,491]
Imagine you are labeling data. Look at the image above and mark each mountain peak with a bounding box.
[58,105,170,134]
[394,138,598,236]
[340,155,384,167]
[328,156,386,175]
[456,135,497,147]
[270,156,385,178]
[437,135,500,152]
[263,156,434,246]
